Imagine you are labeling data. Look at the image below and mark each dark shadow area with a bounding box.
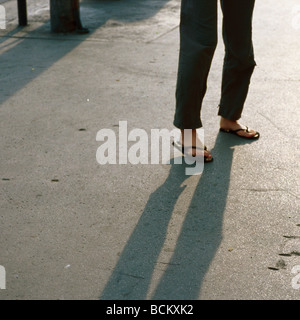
[81,0,175,23]
[100,134,256,299]
[0,0,172,107]
[0,27,24,45]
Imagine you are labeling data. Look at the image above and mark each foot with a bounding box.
[220,117,258,138]
[179,129,213,160]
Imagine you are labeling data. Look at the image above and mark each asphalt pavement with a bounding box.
[0,0,299,300]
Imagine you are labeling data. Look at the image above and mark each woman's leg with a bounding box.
[173,0,218,130]
[218,0,256,121]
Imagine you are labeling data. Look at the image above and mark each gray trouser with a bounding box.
[173,0,256,129]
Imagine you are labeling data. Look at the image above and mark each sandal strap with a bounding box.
[232,128,244,133]
[232,126,249,133]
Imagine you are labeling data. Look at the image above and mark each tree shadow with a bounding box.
[0,0,173,107]
[81,0,175,24]
[100,133,256,299]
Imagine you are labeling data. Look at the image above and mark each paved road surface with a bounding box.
[0,0,299,300]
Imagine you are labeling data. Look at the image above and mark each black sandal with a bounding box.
[220,126,260,140]
[172,141,213,163]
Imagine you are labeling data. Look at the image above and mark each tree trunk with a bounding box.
[50,0,88,33]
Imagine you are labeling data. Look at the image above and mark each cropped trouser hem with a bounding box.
[173,119,203,130]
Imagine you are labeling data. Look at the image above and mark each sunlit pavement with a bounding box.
[0,0,299,300]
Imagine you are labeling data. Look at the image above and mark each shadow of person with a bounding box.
[100,132,256,300]
[150,132,236,299]
[100,154,188,299]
